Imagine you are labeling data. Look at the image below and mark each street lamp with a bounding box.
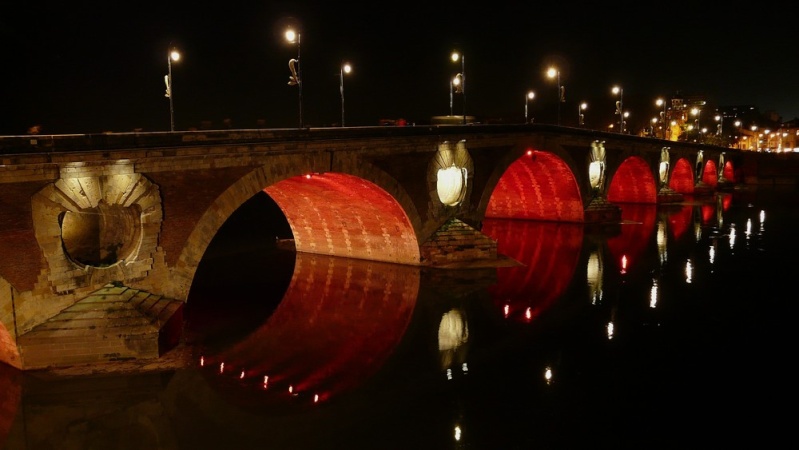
[165,45,180,132]
[451,51,466,124]
[547,67,564,125]
[691,107,701,132]
[578,102,587,127]
[714,113,723,136]
[285,28,302,128]
[612,86,623,133]
[525,91,535,124]
[340,62,351,127]
[656,98,668,139]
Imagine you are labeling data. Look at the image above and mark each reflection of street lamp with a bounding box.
[612,86,624,133]
[451,51,466,124]
[165,45,180,132]
[656,98,668,138]
[525,91,535,124]
[340,62,351,127]
[547,67,564,125]
[578,102,587,127]
[285,28,302,128]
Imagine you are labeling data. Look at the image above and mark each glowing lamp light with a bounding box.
[503,304,510,318]
[649,279,658,308]
[240,370,245,379]
[436,164,468,206]
[544,366,553,384]
[659,161,669,185]
[607,321,614,340]
[305,173,312,179]
[314,394,319,403]
[527,149,533,156]
[525,307,532,320]
[621,255,628,274]
[586,250,603,305]
[219,362,225,374]
[589,161,603,189]
[199,356,204,367]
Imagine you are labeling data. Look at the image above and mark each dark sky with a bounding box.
[3,3,797,135]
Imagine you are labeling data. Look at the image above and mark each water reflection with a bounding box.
[3,188,796,449]
[194,253,419,407]
[482,219,583,322]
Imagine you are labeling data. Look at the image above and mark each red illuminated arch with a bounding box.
[702,160,718,188]
[669,158,695,194]
[265,173,419,265]
[607,156,657,204]
[486,151,583,222]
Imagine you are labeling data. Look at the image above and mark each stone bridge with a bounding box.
[0,124,751,370]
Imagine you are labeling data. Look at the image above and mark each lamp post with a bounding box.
[612,86,623,133]
[547,67,564,125]
[449,78,455,116]
[525,91,535,124]
[451,51,465,124]
[340,62,351,127]
[714,113,723,136]
[656,98,668,139]
[165,45,180,132]
[691,107,700,134]
[285,28,302,128]
[578,102,587,127]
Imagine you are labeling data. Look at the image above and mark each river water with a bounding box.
[1,185,795,449]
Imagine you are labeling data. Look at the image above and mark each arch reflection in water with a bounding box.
[198,252,419,407]
[482,219,583,322]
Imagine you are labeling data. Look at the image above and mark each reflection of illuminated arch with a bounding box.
[607,156,657,204]
[199,253,419,407]
[702,160,718,188]
[668,204,694,241]
[607,204,657,270]
[485,151,583,222]
[482,219,582,322]
[669,158,695,194]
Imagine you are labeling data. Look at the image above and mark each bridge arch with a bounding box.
[669,157,696,194]
[172,156,421,300]
[607,156,658,204]
[481,145,584,222]
[702,159,719,188]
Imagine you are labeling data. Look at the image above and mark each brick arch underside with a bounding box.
[668,158,695,194]
[265,173,420,265]
[607,156,658,204]
[702,160,718,187]
[485,151,584,222]
[722,160,736,182]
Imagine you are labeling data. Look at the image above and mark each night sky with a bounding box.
[3,3,797,135]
